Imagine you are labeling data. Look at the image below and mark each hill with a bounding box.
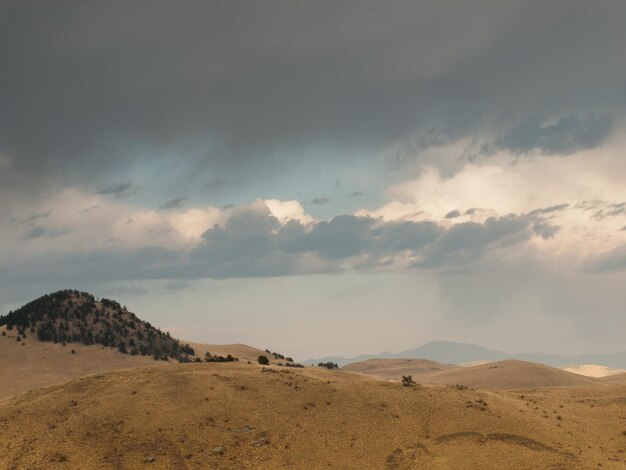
[423,360,602,390]
[0,290,196,361]
[0,362,624,469]
[342,358,460,381]
[344,359,602,390]
[305,340,626,369]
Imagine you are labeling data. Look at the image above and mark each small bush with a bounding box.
[257,355,270,365]
[401,375,415,387]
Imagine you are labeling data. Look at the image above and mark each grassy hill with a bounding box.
[0,290,195,361]
[0,362,624,469]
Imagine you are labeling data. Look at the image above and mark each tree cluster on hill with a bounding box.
[0,290,196,362]
[318,361,339,369]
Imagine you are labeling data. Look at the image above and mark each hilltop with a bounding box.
[0,362,624,469]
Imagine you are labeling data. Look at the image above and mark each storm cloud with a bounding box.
[1,1,626,195]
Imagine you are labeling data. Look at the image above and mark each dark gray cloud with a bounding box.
[311,197,331,206]
[161,196,187,209]
[492,114,613,156]
[532,222,560,240]
[3,204,557,284]
[585,245,626,273]
[528,204,570,217]
[96,181,137,199]
[416,216,535,269]
[24,226,46,240]
[27,210,52,222]
[1,1,625,193]
[23,225,69,241]
[445,210,462,219]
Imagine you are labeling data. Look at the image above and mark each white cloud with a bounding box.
[264,199,315,225]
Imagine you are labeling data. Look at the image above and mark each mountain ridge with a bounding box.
[304,340,626,368]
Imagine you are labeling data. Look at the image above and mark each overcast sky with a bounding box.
[2,1,626,359]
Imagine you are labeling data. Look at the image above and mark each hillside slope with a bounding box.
[0,363,624,469]
[601,372,626,385]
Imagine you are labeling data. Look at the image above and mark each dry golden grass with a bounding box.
[345,358,602,389]
[602,373,626,385]
[0,362,625,469]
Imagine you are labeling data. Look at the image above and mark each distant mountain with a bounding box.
[0,289,196,362]
[304,340,626,369]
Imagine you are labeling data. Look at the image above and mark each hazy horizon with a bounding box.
[2,1,626,360]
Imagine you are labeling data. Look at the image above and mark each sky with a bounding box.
[1,1,626,360]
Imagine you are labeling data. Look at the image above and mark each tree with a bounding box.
[257,355,270,365]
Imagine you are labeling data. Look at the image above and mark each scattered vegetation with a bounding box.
[285,362,305,368]
[265,349,293,362]
[0,290,196,362]
[204,351,238,363]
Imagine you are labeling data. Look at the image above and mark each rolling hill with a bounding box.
[0,362,624,469]
[343,359,603,390]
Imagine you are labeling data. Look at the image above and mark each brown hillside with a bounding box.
[0,325,270,398]
[0,363,624,469]
[342,358,460,380]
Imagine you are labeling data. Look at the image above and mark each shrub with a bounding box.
[257,355,270,365]
[401,375,415,387]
